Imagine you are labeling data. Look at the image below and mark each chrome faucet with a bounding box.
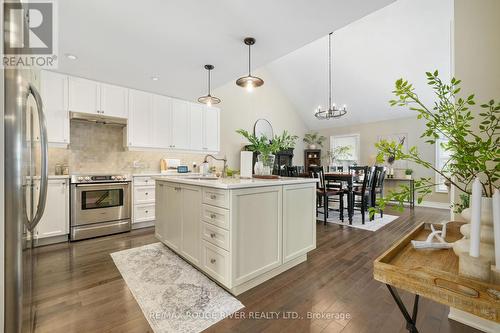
[203,154,228,178]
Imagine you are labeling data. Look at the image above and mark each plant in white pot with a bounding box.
[370,71,499,279]
[303,132,326,150]
[404,169,413,179]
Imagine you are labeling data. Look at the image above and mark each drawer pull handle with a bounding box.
[210,233,216,238]
[210,258,216,264]
[145,192,148,195]
[210,194,217,199]
[145,210,149,213]
[210,213,216,219]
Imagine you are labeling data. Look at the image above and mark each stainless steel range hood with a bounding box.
[69,111,127,126]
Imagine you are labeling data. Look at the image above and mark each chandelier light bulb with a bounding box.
[246,81,254,92]
[207,99,212,107]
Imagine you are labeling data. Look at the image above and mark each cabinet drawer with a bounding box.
[202,188,229,209]
[134,204,155,222]
[202,240,230,286]
[202,222,230,251]
[134,186,155,204]
[202,204,229,230]
[133,176,155,186]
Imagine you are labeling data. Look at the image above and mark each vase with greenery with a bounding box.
[404,169,413,179]
[303,132,326,149]
[370,70,499,217]
[236,129,298,175]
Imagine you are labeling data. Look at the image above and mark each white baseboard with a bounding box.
[449,308,500,333]
[132,220,155,229]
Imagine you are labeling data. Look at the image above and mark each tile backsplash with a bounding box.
[48,121,208,175]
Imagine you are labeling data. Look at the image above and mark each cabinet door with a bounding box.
[180,185,202,265]
[152,94,172,148]
[204,107,220,152]
[163,184,182,251]
[68,76,100,114]
[100,83,128,118]
[231,186,282,286]
[189,103,204,151]
[170,99,189,150]
[283,184,316,263]
[40,71,69,145]
[34,179,69,239]
[128,89,153,147]
[155,182,166,241]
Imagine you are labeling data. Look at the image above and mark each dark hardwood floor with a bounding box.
[32,207,480,333]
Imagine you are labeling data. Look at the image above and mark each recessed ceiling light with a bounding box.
[65,53,78,60]
[151,76,159,81]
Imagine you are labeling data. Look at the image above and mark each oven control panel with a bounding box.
[71,174,130,183]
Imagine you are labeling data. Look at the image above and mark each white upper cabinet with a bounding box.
[152,94,172,149]
[170,99,190,150]
[204,107,220,152]
[68,77,100,114]
[100,83,128,118]
[189,103,204,151]
[128,89,153,147]
[40,70,69,146]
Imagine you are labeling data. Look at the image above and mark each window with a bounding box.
[435,137,451,193]
[330,134,360,163]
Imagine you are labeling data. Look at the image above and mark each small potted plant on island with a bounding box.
[236,129,298,177]
[404,169,413,179]
[303,132,326,149]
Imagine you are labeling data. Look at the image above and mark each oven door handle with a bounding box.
[75,182,130,187]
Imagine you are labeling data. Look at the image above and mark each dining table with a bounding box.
[324,172,359,224]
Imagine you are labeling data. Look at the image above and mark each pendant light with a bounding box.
[314,32,347,120]
[236,37,264,92]
[198,64,221,107]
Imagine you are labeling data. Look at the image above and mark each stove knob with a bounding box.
[85,176,91,181]
[111,176,116,180]
[122,175,127,180]
[77,176,84,181]
[116,175,122,180]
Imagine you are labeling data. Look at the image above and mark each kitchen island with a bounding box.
[154,176,318,295]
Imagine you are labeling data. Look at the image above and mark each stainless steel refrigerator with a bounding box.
[3,1,49,332]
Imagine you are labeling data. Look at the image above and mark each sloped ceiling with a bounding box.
[266,0,453,130]
[57,0,395,101]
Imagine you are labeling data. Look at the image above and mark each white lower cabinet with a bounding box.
[132,176,158,228]
[155,181,316,295]
[32,178,69,243]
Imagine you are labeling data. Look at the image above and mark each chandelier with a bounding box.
[314,32,347,120]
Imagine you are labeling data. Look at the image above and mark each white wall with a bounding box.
[213,68,308,169]
[267,0,453,130]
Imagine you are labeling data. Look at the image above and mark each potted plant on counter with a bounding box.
[236,129,298,176]
[303,132,326,149]
[404,169,413,179]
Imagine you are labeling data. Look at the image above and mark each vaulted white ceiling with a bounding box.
[266,0,453,130]
[57,0,395,101]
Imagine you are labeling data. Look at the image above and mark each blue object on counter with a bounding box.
[177,165,189,173]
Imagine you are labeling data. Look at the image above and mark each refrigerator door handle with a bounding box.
[25,83,49,231]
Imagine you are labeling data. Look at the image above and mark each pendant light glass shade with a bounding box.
[314,33,347,120]
[236,37,264,91]
[198,64,221,106]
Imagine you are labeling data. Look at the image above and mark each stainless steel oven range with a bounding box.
[70,174,131,241]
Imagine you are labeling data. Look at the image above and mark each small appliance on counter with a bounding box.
[240,151,253,178]
[160,158,190,174]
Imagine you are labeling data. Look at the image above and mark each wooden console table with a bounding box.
[384,178,415,208]
[374,222,499,333]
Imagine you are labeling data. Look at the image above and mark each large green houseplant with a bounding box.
[371,71,499,214]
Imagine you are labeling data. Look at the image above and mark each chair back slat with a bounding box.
[349,165,370,193]
[309,166,325,190]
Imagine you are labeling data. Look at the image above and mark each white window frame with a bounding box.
[330,134,360,163]
[435,137,450,193]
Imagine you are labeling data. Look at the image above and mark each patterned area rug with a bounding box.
[111,242,244,333]
[317,207,399,231]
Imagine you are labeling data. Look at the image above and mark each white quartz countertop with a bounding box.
[132,172,201,177]
[29,175,70,180]
[154,175,318,189]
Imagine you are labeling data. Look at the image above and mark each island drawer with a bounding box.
[202,240,230,286]
[202,188,229,209]
[134,186,155,204]
[202,222,230,251]
[134,204,155,222]
[133,176,155,186]
[202,204,229,230]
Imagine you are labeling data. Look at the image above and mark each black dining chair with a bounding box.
[371,166,387,218]
[309,167,344,225]
[285,166,299,177]
[347,166,372,224]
